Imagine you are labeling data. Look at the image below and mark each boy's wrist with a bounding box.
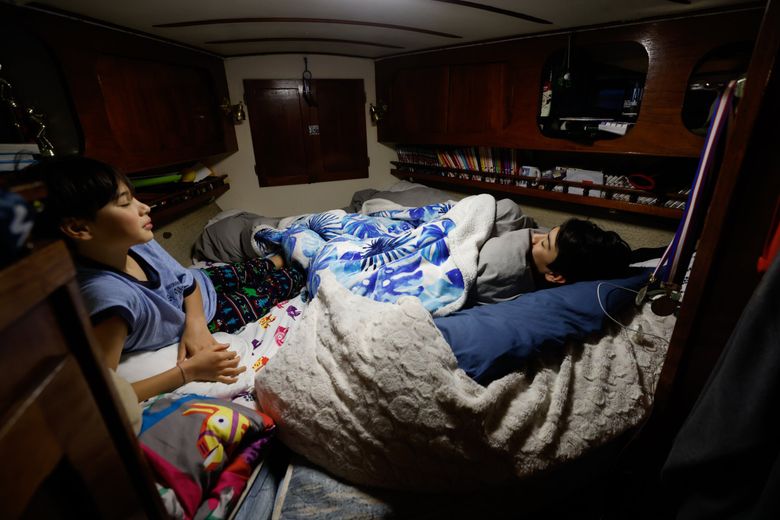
[183,315,207,330]
[177,359,190,384]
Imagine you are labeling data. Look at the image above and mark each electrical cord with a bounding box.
[596,282,672,345]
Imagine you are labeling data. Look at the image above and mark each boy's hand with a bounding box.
[268,254,285,269]
[178,323,227,362]
[180,343,247,384]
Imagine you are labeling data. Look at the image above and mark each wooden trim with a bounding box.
[206,37,404,49]
[392,169,684,219]
[613,2,780,499]
[654,0,780,427]
[0,241,74,331]
[153,17,461,39]
[430,0,553,24]
[55,281,168,518]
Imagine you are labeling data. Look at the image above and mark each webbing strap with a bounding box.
[652,80,737,286]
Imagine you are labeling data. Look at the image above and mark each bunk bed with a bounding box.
[100,182,673,517]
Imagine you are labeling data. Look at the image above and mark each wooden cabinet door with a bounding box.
[309,79,369,183]
[447,62,509,136]
[245,78,368,186]
[94,55,226,170]
[385,65,449,140]
[245,80,310,186]
[3,4,237,174]
[379,62,509,143]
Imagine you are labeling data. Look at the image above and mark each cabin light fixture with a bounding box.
[369,102,387,123]
[220,98,246,124]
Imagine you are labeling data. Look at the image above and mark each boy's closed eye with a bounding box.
[116,190,133,206]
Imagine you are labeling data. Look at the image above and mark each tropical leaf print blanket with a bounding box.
[252,194,496,316]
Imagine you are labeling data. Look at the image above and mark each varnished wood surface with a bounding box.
[244,78,369,187]
[0,241,74,331]
[606,2,780,516]
[392,168,684,219]
[2,4,237,174]
[0,241,166,518]
[375,9,763,157]
[652,0,780,451]
[245,79,312,187]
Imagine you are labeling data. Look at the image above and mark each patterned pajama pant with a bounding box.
[202,257,305,334]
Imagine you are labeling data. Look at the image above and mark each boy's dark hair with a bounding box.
[548,218,632,282]
[26,156,131,238]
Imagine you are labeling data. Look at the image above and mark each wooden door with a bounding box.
[311,79,369,182]
[95,55,225,169]
[387,66,449,139]
[447,62,509,135]
[1,4,237,174]
[245,78,368,186]
[245,79,310,186]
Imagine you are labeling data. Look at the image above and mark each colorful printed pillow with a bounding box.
[139,395,275,519]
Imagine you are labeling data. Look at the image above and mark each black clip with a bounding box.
[302,57,317,107]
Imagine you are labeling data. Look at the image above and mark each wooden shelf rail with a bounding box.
[391,162,685,220]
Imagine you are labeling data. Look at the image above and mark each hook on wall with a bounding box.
[302,56,317,107]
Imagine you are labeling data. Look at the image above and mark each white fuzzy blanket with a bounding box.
[254,272,674,491]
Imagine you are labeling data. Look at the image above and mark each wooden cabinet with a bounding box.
[381,62,509,143]
[375,9,762,219]
[244,78,368,187]
[375,9,762,157]
[0,241,165,518]
[2,4,237,174]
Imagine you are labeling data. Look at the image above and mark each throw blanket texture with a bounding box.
[254,272,674,491]
[253,195,496,316]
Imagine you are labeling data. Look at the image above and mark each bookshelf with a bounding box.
[392,145,688,219]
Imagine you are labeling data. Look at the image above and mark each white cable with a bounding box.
[596,282,671,344]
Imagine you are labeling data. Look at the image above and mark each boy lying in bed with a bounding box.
[345,187,634,305]
[473,209,632,304]
[30,156,306,401]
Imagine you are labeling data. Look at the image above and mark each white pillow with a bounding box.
[117,331,255,399]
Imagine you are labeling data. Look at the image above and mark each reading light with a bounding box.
[369,102,387,123]
[220,98,246,124]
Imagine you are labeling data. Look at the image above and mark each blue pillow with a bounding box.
[434,268,651,384]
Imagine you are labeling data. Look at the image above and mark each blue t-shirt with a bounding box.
[76,240,217,353]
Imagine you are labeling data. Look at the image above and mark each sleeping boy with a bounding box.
[473,201,632,304]
[29,156,306,401]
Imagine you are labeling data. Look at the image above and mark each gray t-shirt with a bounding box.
[473,228,537,304]
[472,198,545,304]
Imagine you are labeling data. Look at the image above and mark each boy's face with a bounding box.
[86,182,154,247]
[531,227,564,283]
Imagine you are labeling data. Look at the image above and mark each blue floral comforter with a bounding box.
[253,194,496,316]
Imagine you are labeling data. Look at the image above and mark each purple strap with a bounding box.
[652,80,737,286]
